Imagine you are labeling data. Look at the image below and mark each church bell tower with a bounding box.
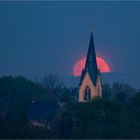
[79,33,102,102]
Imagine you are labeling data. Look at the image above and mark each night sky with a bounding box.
[0,1,140,78]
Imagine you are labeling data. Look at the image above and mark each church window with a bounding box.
[84,86,91,100]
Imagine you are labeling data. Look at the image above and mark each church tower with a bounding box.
[79,33,102,102]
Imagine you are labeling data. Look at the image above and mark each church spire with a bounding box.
[85,32,98,72]
[85,32,99,86]
[79,32,102,102]
[79,32,99,86]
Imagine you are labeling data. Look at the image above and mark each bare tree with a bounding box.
[42,73,64,99]
[112,82,137,100]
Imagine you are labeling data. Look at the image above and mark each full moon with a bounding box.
[73,57,110,76]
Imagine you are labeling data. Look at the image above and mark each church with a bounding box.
[79,33,102,102]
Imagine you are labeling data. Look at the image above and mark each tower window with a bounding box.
[84,86,91,100]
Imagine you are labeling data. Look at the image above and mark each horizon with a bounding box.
[1,72,139,89]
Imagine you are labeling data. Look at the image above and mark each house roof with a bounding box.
[27,100,60,120]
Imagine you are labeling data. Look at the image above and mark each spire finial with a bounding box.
[91,32,93,38]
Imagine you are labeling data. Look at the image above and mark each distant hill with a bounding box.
[62,73,140,89]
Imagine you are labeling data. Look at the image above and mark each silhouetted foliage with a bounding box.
[112,82,136,100]
[0,75,140,139]
[41,73,63,99]
[102,84,111,98]
[0,76,47,117]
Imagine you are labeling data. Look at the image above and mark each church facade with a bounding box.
[79,33,102,102]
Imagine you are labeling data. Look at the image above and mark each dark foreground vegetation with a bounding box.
[0,74,140,139]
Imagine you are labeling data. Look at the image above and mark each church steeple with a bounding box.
[85,32,97,69]
[79,32,99,86]
[79,33,102,102]
[85,32,99,86]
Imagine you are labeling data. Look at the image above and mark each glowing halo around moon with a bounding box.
[73,57,110,76]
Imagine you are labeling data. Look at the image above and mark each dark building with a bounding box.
[27,100,60,127]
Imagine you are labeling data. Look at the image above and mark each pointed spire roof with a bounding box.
[85,32,98,72]
[79,32,99,86]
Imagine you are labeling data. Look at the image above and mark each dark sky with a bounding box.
[0,1,140,78]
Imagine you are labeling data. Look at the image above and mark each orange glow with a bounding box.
[73,57,110,76]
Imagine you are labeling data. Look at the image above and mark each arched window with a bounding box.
[84,86,91,100]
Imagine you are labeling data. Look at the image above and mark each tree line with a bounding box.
[0,74,140,139]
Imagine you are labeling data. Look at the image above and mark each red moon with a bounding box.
[73,57,110,76]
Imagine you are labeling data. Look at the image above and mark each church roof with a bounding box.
[79,32,99,86]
